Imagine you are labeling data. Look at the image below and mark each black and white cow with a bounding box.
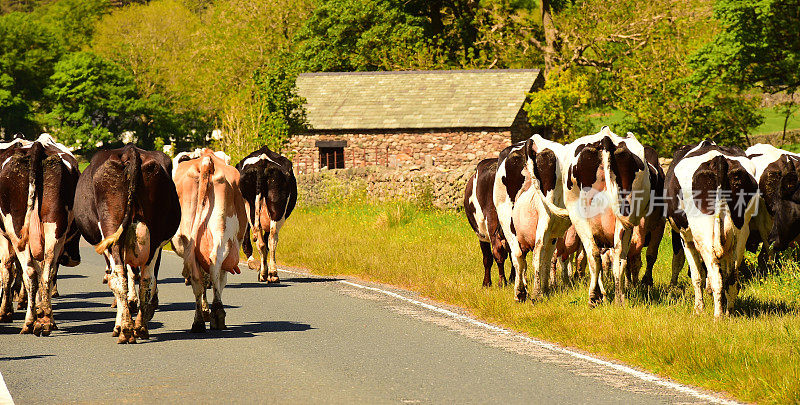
[744,143,800,270]
[494,135,571,301]
[563,127,651,306]
[74,144,180,343]
[236,146,297,284]
[464,158,514,287]
[0,135,81,335]
[666,140,759,317]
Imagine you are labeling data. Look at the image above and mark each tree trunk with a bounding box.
[541,0,560,77]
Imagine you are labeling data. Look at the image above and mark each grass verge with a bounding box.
[277,202,800,404]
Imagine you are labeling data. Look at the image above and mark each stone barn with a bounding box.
[288,69,543,174]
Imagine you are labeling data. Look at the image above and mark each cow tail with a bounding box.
[711,158,728,259]
[190,156,214,243]
[16,142,44,250]
[602,148,635,229]
[95,148,140,254]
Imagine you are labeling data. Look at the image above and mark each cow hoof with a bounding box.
[20,323,33,334]
[190,321,206,333]
[112,326,121,337]
[266,275,280,284]
[0,313,13,323]
[134,326,149,339]
[118,330,136,344]
[514,290,527,302]
[210,311,226,331]
[184,278,191,286]
[102,273,109,284]
[32,321,44,336]
[247,257,259,270]
[110,299,117,308]
[482,281,492,288]
[202,309,211,322]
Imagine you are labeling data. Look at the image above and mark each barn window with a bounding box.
[316,140,347,169]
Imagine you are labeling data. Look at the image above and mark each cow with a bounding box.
[171,148,247,333]
[562,127,651,306]
[665,140,759,317]
[464,158,513,287]
[0,134,81,335]
[494,135,572,302]
[74,144,180,343]
[743,143,800,271]
[236,146,297,284]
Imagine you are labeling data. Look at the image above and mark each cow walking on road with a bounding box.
[74,145,180,343]
[236,146,297,284]
[0,135,81,335]
[172,148,247,332]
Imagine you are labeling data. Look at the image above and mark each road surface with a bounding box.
[0,243,734,404]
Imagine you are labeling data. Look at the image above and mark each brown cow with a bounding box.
[74,144,180,343]
[0,135,80,335]
[171,148,247,333]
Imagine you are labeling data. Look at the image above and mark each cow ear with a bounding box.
[524,137,537,161]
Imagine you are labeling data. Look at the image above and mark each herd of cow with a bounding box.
[0,134,296,343]
[465,127,800,318]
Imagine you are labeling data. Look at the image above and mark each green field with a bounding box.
[277,202,800,404]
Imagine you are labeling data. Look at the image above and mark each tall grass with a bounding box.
[277,202,800,404]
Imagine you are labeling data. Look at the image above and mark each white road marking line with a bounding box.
[275,266,740,405]
[0,371,14,405]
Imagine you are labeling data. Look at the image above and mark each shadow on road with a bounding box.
[56,274,88,279]
[0,354,54,361]
[225,282,289,289]
[159,277,187,284]
[157,302,240,312]
[282,276,341,283]
[152,320,313,342]
[56,290,113,300]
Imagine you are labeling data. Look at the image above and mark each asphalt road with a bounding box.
[0,243,733,404]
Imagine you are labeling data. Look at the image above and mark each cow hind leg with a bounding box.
[18,253,37,334]
[670,230,685,286]
[134,256,159,339]
[265,221,282,283]
[189,273,206,333]
[683,244,705,315]
[479,241,493,287]
[209,263,227,330]
[108,250,136,343]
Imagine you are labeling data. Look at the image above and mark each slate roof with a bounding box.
[296,69,541,131]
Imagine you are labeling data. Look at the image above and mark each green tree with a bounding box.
[217,61,307,163]
[0,12,62,138]
[292,0,430,72]
[44,52,147,149]
[693,0,800,141]
[34,0,111,51]
[524,68,592,140]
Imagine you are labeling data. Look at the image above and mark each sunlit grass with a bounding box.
[278,202,800,404]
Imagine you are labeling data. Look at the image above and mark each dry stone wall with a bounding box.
[296,165,476,210]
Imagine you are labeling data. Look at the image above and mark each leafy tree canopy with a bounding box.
[692,0,800,95]
[0,11,63,137]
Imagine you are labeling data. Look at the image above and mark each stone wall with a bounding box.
[287,128,512,175]
[296,165,475,210]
